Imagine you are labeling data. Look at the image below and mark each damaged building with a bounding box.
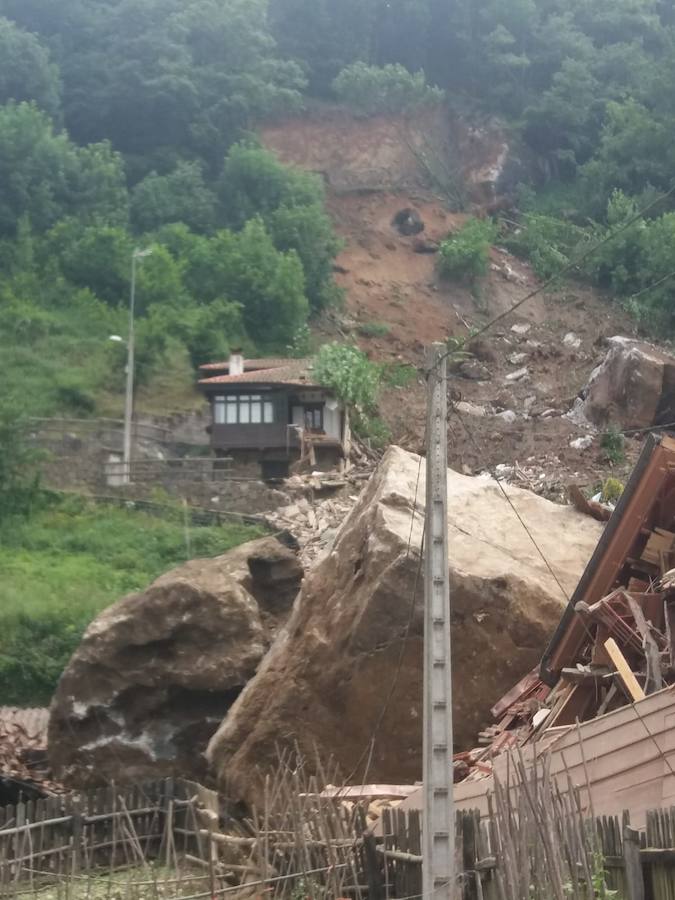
[427,434,675,827]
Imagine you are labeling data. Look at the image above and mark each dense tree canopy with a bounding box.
[3,0,675,419]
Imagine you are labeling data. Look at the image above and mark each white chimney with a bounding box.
[229,348,244,377]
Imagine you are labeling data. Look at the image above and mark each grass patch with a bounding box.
[0,495,263,705]
[358,321,391,339]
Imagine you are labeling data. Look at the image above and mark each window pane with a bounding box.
[250,401,262,424]
[239,402,250,424]
[214,400,226,425]
[240,395,250,402]
[226,402,237,424]
[264,402,274,423]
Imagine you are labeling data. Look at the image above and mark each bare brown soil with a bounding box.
[262,109,645,496]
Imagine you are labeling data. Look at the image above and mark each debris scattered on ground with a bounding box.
[567,484,613,523]
[504,366,529,383]
[267,469,371,566]
[570,435,594,450]
[0,708,59,799]
[563,332,582,350]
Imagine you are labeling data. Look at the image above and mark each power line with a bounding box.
[628,268,675,302]
[429,181,675,374]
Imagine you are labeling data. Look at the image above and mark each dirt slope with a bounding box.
[262,108,643,495]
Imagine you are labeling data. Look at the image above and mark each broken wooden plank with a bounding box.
[604,638,646,702]
[624,593,663,693]
[560,667,611,685]
[665,600,675,671]
[490,668,540,720]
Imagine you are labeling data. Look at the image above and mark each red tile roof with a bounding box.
[199,359,322,388]
[199,358,291,373]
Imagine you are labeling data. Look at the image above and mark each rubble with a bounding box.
[570,435,593,450]
[511,323,531,336]
[505,367,529,382]
[455,433,675,783]
[267,469,374,566]
[0,708,57,801]
[507,352,528,366]
[563,332,582,350]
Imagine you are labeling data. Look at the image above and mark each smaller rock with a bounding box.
[507,352,528,366]
[494,464,515,479]
[570,435,594,451]
[496,410,517,424]
[412,237,439,254]
[505,367,529,382]
[511,323,531,336]
[563,332,582,350]
[456,401,488,417]
[541,409,559,419]
[458,359,491,381]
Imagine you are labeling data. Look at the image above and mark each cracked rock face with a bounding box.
[207,447,602,803]
[48,538,302,787]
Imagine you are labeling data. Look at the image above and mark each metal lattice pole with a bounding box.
[423,343,454,899]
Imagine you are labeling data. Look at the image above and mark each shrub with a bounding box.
[358,321,390,338]
[601,477,624,503]
[601,427,626,465]
[505,213,593,280]
[438,219,498,281]
[332,62,444,116]
[312,342,389,445]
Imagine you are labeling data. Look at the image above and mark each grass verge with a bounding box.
[0,495,263,705]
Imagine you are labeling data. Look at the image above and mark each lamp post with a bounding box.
[122,248,153,484]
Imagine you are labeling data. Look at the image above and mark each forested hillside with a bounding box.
[2,0,675,420]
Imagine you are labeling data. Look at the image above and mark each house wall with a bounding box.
[206,387,343,452]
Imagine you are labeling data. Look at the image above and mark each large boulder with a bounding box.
[207,447,603,802]
[582,336,675,429]
[49,537,302,787]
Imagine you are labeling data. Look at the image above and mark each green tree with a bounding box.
[581,100,673,210]
[312,342,387,442]
[269,0,375,95]
[219,142,340,311]
[332,62,443,115]
[0,102,128,238]
[131,160,216,233]
[218,142,320,228]
[0,17,61,117]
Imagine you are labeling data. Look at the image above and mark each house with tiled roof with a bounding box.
[198,351,348,477]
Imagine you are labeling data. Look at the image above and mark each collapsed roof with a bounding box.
[458,434,675,781]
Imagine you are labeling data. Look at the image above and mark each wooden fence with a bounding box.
[6,769,675,899]
[377,803,675,900]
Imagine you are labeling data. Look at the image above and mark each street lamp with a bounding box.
[122,248,153,484]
